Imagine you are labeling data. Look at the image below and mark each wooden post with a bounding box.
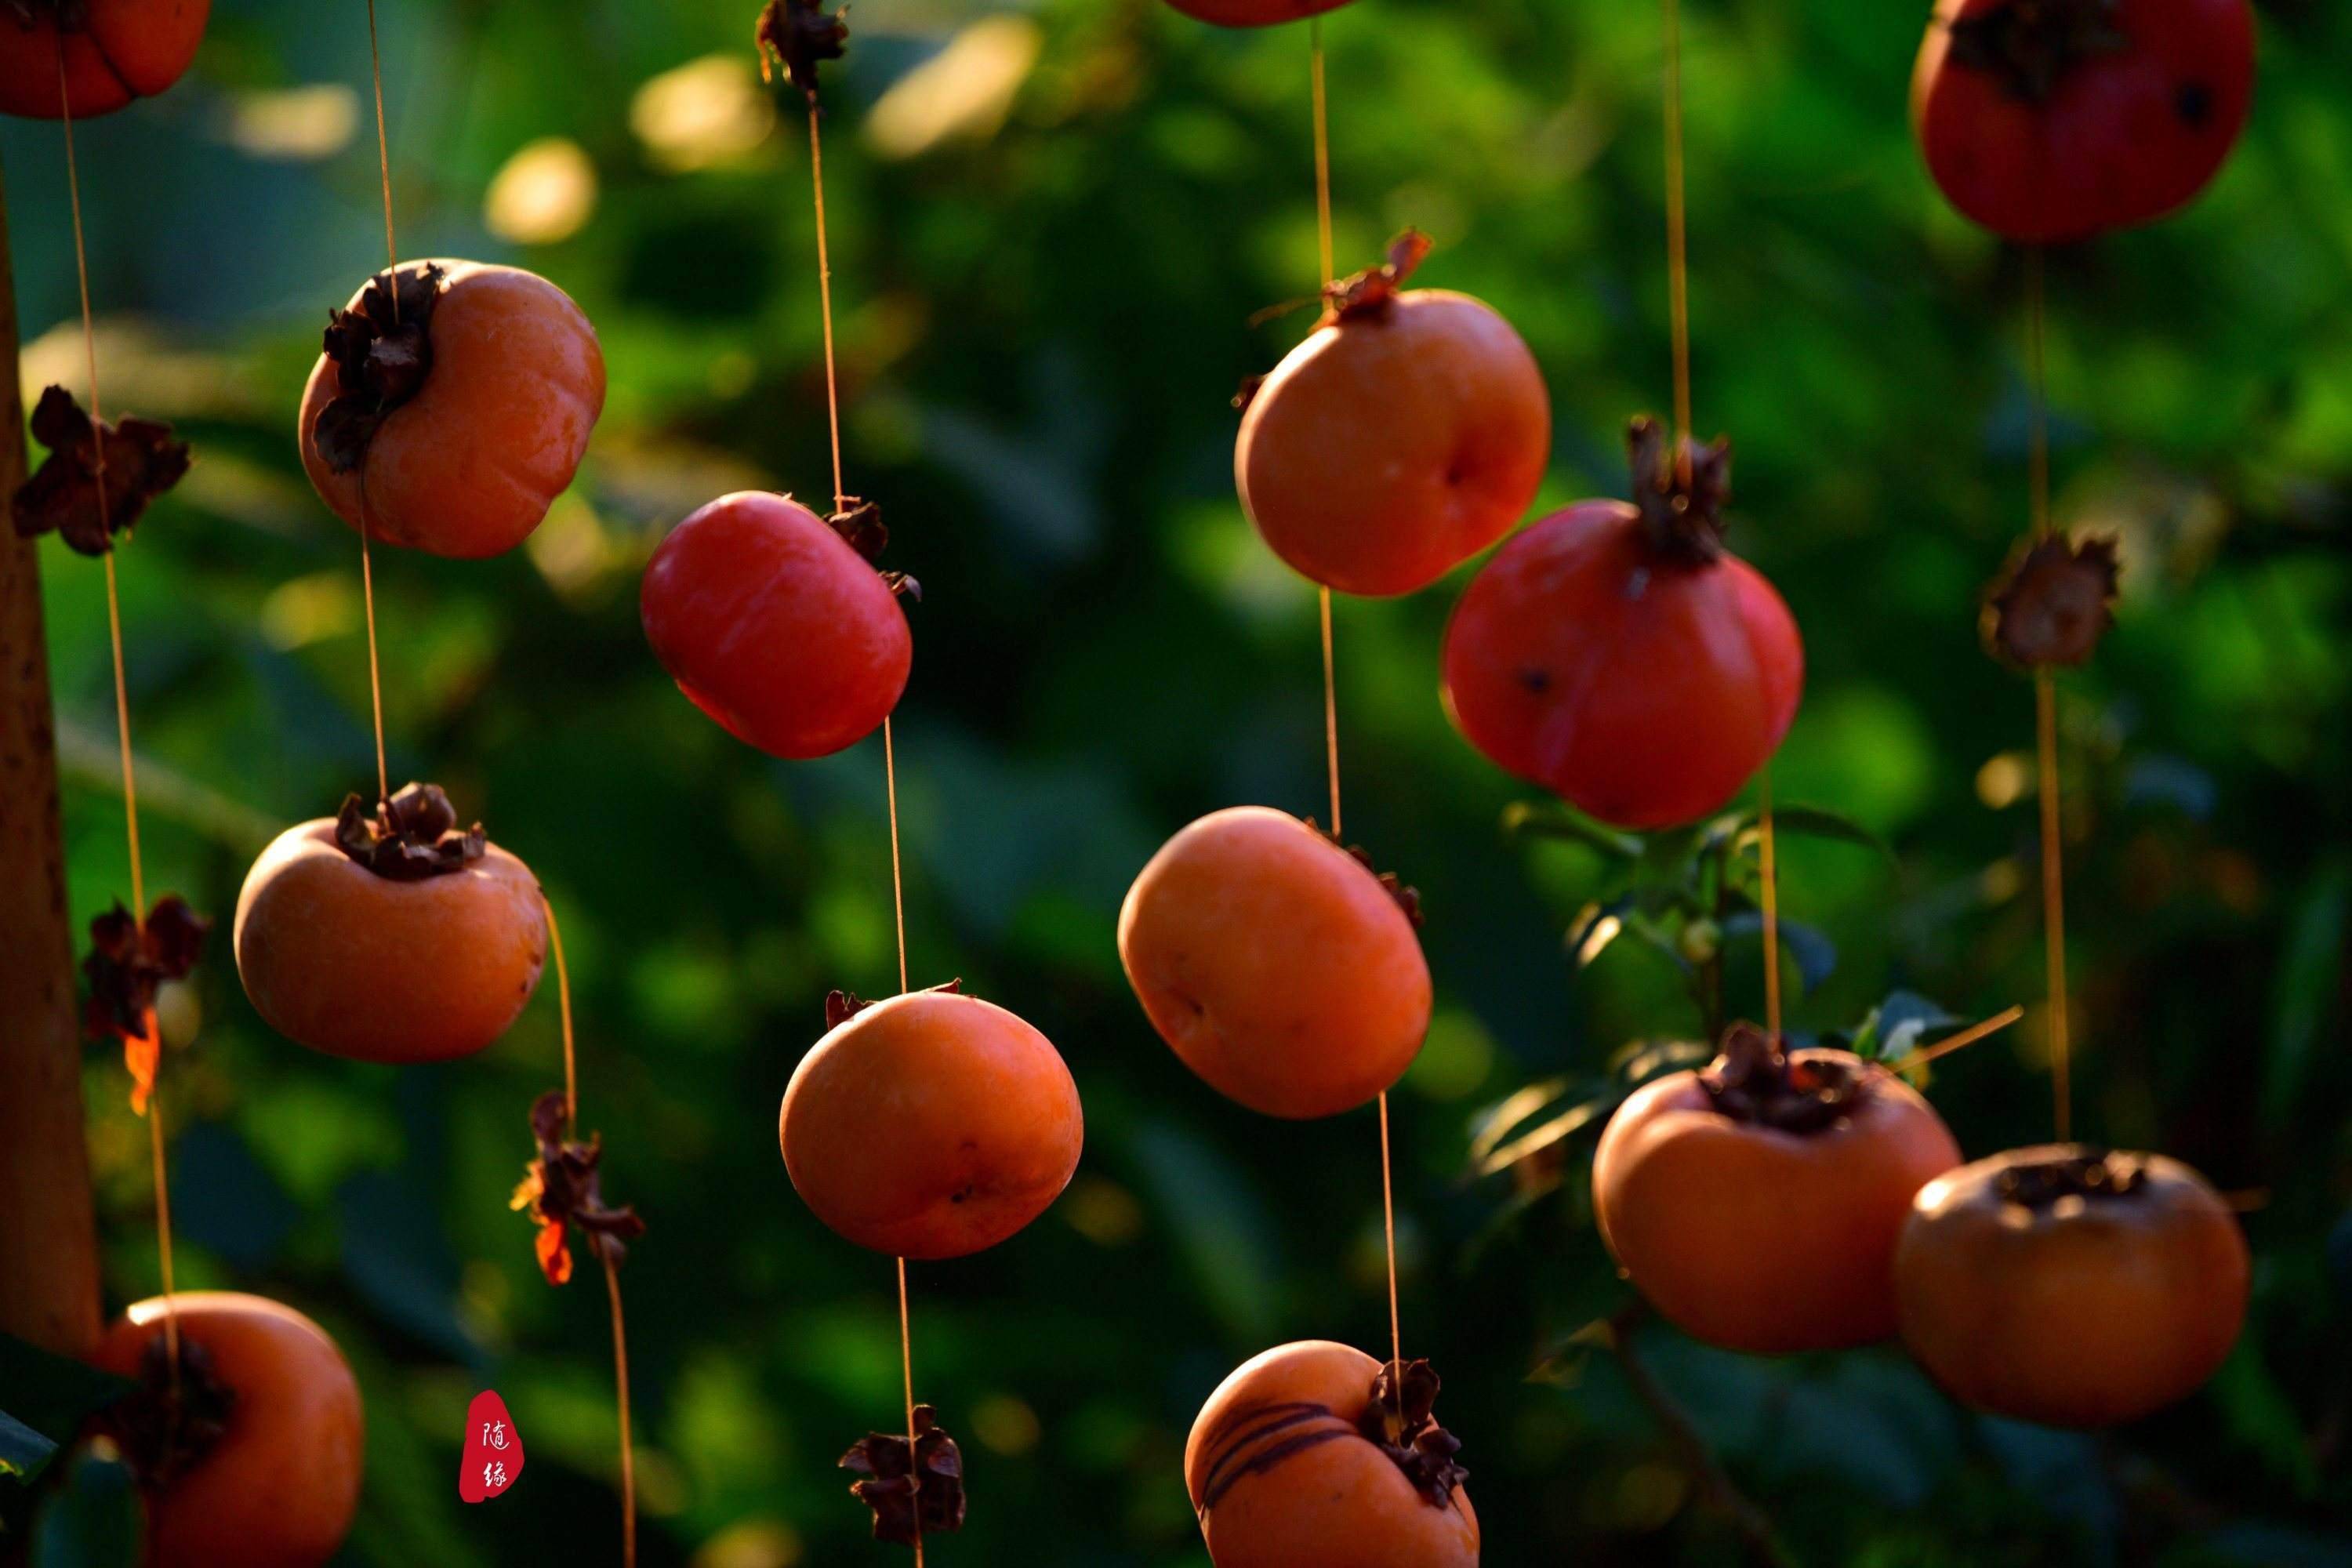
[0,149,103,1367]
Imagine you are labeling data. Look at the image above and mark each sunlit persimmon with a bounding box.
[234,784,546,1063]
[1158,0,1352,27]
[1238,234,1549,598]
[1185,1341,1477,1568]
[641,492,912,759]
[96,1291,364,1568]
[1896,1145,2249,1428]
[1443,419,1801,830]
[1592,1025,1962,1354]
[297,260,604,558]
[781,987,1083,1260]
[0,0,210,121]
[1119,805,1428,1120]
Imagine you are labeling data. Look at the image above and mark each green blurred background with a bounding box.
[5,0,2351,1561]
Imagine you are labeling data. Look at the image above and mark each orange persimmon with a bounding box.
[1119,805,1429,1120]
[0,0,209,120]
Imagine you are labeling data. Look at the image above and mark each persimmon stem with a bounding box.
[544,895,578,1127]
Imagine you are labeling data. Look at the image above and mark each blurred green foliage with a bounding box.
[5,0,2351,1562]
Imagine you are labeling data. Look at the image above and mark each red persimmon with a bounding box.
[1912,0,2255,242]
[1158,0,1352,27]
[0,0,209,121]
[641,492,912,760]
[297,260,604,559]
[1185,1341,1478,1568]
[1442,419,1800,831]
[1238,235,1550,598]
[781,988,1083,1260]
[1592,1026,1962,1354]
[1896,1145,2249,1427]
[96,1292,364,1568]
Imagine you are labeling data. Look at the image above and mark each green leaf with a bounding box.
[0,1408,58,1485]
[1763,805,1897,859]
[1469,1093,1621,1178]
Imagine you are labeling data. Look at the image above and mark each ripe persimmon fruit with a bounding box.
[1896,1145,2249,1428]
[233,784,546,1063]
[1443,418,1801,831]
[1119,806,1429,1120]
[1158,0,1352,27]
[297,260,604,559]
[781,986,1083,1260]
[96,1291,364,1568]
[0,0,209,120]
[1592,1025,1962,1354]
[1912,0,2255,243]
[641,492,912,760]
[1186,1341,1477,1568]
[1238,234,1549,598]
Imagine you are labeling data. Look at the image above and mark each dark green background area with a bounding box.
[5,0,2350,1561]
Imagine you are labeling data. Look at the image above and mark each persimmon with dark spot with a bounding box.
[1239,234,1549,597]
[1443,418,1801,830]
[1120,806,1429,1120]
[781,987,1083,1259]
[233,784,546,1063]
[641,491,913,760]
[96,1292,364,1568]
[1913,0,2255,242]
[0,0,210,121]
[1896,1145,2249,1427]
[298,260,604,559]
[1185,1341,1477,1568]
[1592,1025,1961,1354]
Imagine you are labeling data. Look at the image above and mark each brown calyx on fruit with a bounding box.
[313,263,445,475]
[1994,1146,2149,1210]
[827,497,921,601]
[510,1089,648,1287]
[334,782,487,881]
[826,978,964,1028]
[1303,818,1424,927]
[11,387,191,557]
[1946,0,2126,104]
[106,1334,238,1492]
[756,0,848,102]
[82,896,209,1046]
[1364,1359,1468,1508]
[1699,1022,1867,1135]
[842,1404,967,1544]
[1628,416,1732,567]
[1983,533,2118,668]
[1323,230,1433,325]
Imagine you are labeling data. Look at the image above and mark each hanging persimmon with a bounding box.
[1912,0,2255,242]
[781,985,1083,1260]
[1157,0,1353,27]
[641,492,913,760]
[296,260,604,559]
[1238,233,1550,598]
[1119,805,1428,1120]
[1592,1025,1962,1354]
[1186,1341,1477,1568]
[0,0,209,120]
[233,783,547,1063]
[96,1292,364,1568]
[1895,1145,2249,1427]
[1442,418,1801,831]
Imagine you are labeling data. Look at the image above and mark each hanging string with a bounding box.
[358,0,399,805]
[602,1244,638,1568]
[1887,1004,2026,1074]
[2022,247,2071,1142]
[897,1257,923,1568]
[545,895,579,1124]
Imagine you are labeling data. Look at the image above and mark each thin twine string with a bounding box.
[1306,22,1403,1402]
[2024,246,2071,1142]
[1888,1004,2027,1074]
[807,87,921,1563]
[359,0,396,804]
[58,40,180,1386]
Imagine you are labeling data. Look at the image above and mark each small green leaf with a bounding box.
[1762,805,1896,859]
[0,1409,59,1485]
[1469,1094,1621,1178]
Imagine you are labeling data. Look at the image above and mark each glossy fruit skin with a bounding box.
[1119,806,1430,1120]
[298,260,604,559]
[641,492,912,760]
[96,1293,364,1568]
[1912,0,2255,242]
[781,990,1083,1260]
[1592,1051,1962,1353]
[234,818,547,1063]
[1159,0,1351,27]
[0,0,209,120]
[1896,1145,2249,1428]
[1442,499,1801,831]
[1185,1341,1479,1568]
[1239,290,1550,598]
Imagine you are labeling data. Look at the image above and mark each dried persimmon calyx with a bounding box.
[1697,1022,1867,1134]
[1324,230,1433,323]
[1363,1359,1468,1508]
[1628,415,1733,564]
[825,497,923,601]
[334,782,487,880]
[11,386,191,556]
[1983,533,2120,667]
[756,0,848,100]
[1301,818,1424,926]
[107,1334,238,1491]
[825,978,964,1027]
[311,263,446,474]
[82,895,210,1043]
[510,1089,646,1287]
[841,1404,967,1544]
